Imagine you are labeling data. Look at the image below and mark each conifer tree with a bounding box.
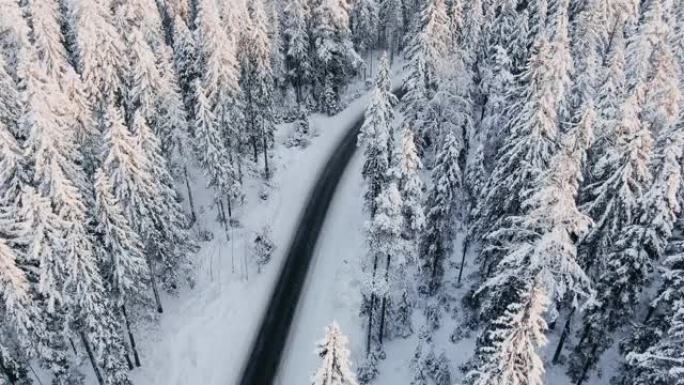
[241,0,276,177]
[398,127,425,241]
[570,95,655,383]
[312,322,359,385]
[131,111,195,292]
[283,0,312,103]
[350,0,378,68]
[475,36,560,274]
[378,0,403,60]
[358,54,397,215]
[64,0,126,107]
[466,282,549,385]
[365,180,406,349]
[311,0,361,113]
[402,0,450,146]
[419,132,461,295]
[193,80,240,221]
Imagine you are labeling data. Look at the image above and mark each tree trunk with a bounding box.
[217,198,227,227]
[251,136,258,163]
[457,233,469,283]
[147,257,163,313]
[262,122,269,179]
[366,254,379,354]
[124,352,134,371]
[552,306,575,364]
[430,243,441,293]
[183,166,196,224]
[69,338,78,355]
[378,254,391,345]
[576,343,598,385]
[121,305,141,367]
[643,305,655,323]
[227,197,232,219]
[80,331,104,385]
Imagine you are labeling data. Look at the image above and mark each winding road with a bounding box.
[239,89,403,385]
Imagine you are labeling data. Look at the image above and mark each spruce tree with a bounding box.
[312,322,359,385]
[358,54,397,215]
[241,0,276,177]
[475,35,560,275]
[350,0,378,66]
[283,0,313,103]
[419,132,461,295]
[311,0,361,113]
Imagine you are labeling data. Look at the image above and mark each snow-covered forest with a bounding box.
[0,0,683,384]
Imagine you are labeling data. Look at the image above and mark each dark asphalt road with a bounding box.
[239,90,403,385]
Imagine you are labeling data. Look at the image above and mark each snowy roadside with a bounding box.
[128,86,381,385]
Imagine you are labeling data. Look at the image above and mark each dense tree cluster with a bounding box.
[355,0,684,383]
[0,0,381,383]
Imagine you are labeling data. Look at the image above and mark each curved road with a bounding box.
[239,90,403,385]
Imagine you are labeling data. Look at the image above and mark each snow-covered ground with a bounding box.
[129,81,382,385]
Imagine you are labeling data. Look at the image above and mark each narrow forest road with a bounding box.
[239,89,404,385]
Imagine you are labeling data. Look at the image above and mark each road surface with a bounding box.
[239,90,403,385]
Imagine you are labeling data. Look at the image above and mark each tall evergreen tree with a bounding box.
[241,0,276,177]
[311,0,361,113]
[358,54,397,215]
[419,131,461,295]
[312,322,359,385]
[283,0,312,103]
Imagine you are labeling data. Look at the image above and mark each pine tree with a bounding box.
[419,131,461,295]
[311,0,362,113]
[466,282,549,385]
[241,0,276,177]
[93,168,150,310]
[570,95,654,383]
[131,111,195,292]
[24,59,130,385]
[378,0,403,59]
[195,0,244,182]
[172,15,199,113]
[475,36,560,275]
[64,0,126,107]
[398,126,425,241]
[350,0,378,64]
[358,54,397,215]
[625,301,684,385]
[365,180,406,349]
[283,0,312,103]
[192,80,240,220]
[402,0,450,145]
[312,322,359,385]
[475,107,594,341]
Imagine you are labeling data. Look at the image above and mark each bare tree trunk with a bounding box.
[576,343,598,385]
[457,233,469,283]
[366,254,379,354]
[552,306,575,364]
[183,166,196,224]
[121,305,141,367]
[251,136,258,163]
[69,338,78,355]
[262,121,269,179]
[147,257,163,313]
[80,332,104,385]
[378,254,391,345]
[124,353,134,371]
[643,305,655,323]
